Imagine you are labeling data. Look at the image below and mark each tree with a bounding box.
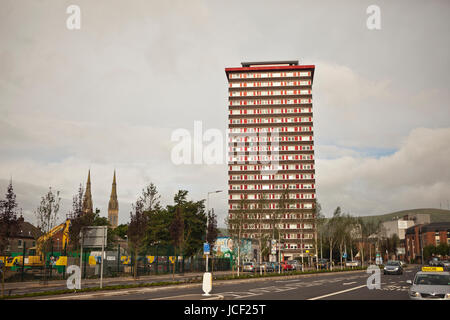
[254,192,269,274]
[169,206,184,279]
[139,183,162,213]
[128,194,148,279]
[206,208,219,273]
[34,187,61,281]
[315,202,326,260]
[325,207,341,270]
[0,180,21,297]
[226,198,247,276]
[112,224,128,240]
[68,184,84,252]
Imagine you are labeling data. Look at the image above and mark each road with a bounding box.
[30,266,419,300]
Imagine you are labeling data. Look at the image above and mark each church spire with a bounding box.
[108,170,119,228]
[82,170,93,214]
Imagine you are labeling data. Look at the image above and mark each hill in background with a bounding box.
[357,208,450,224]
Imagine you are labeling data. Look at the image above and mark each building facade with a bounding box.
[225,61,316,260]
[405,222,450,262]
[4,219,42,255]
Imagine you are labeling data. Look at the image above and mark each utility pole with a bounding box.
[420,226,424,265]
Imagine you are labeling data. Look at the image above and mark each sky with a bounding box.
[1,0,449,227]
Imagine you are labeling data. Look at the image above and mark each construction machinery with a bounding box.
[26,219,71,267]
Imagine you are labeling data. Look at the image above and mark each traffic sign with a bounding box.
[203,243,210,255]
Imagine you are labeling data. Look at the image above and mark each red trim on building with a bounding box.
[225,65,315,80]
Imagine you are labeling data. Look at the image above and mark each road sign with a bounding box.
[271,240,277,255]
[343,252,347,259]
[203,243,210,255]
[80,226,107,248]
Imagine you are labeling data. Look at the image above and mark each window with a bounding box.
[18,239,23,248]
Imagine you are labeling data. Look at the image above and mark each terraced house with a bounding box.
[225,61,317,261]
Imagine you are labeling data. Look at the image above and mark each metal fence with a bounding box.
[1,245,232,282]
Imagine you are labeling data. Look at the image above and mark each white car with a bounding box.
[407,267,450,300]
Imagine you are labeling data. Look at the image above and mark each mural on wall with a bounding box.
[214,237,254,261]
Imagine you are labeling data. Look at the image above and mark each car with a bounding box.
[280,261,294,271]
[271,262,282,272]
[407,267,450,300]
[345,260,361,267]
[316,259,329,269]
[260,262,275,272]
[429,259,441,267]
[383,260,403,275]
[243,262,256,272]
[287,260,302,271]
[441,260,450,271]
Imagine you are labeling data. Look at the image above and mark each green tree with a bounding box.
[169,206,184,279]
[226,197,248,276]
[324,207,341,270]
[128,193,148,279]
[0,180,21,297]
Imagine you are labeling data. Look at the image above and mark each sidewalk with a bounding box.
[2,270,233,294]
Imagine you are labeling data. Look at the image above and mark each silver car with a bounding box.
[407,271,450,300]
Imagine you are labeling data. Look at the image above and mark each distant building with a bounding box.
[4,219,42,254]
[82,170,94,215]
[405,222,450,263]
[108,170,119,228]
[80,170,120,228]
[381,213,431,240]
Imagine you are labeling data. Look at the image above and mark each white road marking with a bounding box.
[343,282,357,285]
[307,285,367,300]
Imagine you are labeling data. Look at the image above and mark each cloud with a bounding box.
[0,0,449,228]
[316,127,450,216]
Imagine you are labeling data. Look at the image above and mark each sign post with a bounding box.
[80,226,107,289]
[204,242,210,272]
[202,242,212,296]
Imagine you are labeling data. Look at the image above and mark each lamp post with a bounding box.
[205,190,222,272]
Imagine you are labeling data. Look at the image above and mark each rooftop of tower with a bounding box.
[241,60,299,67]
[225,60,315,81]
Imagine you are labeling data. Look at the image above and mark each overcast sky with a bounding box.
[1,0,449,227]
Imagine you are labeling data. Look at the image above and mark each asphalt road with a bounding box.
[31,266,420,300]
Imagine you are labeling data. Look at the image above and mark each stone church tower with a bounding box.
[82,170,93,214]
[108,170,119,228]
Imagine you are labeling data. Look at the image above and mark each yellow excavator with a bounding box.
[24,219,71,267]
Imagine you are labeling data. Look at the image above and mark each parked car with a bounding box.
[261,262,275,272]
[345,260,361,267]
[316,259,329,269]
[384,260,403,275]
[281,261,294,271]
[287,260,302,271]
[243,262,256,272]
[441,260,450,271]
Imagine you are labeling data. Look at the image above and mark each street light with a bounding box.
[205,190,223,272]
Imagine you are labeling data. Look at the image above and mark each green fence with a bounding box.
[1,244,232,282]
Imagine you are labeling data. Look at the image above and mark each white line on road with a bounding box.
[343,282,357,285]
[307,285,366,300]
